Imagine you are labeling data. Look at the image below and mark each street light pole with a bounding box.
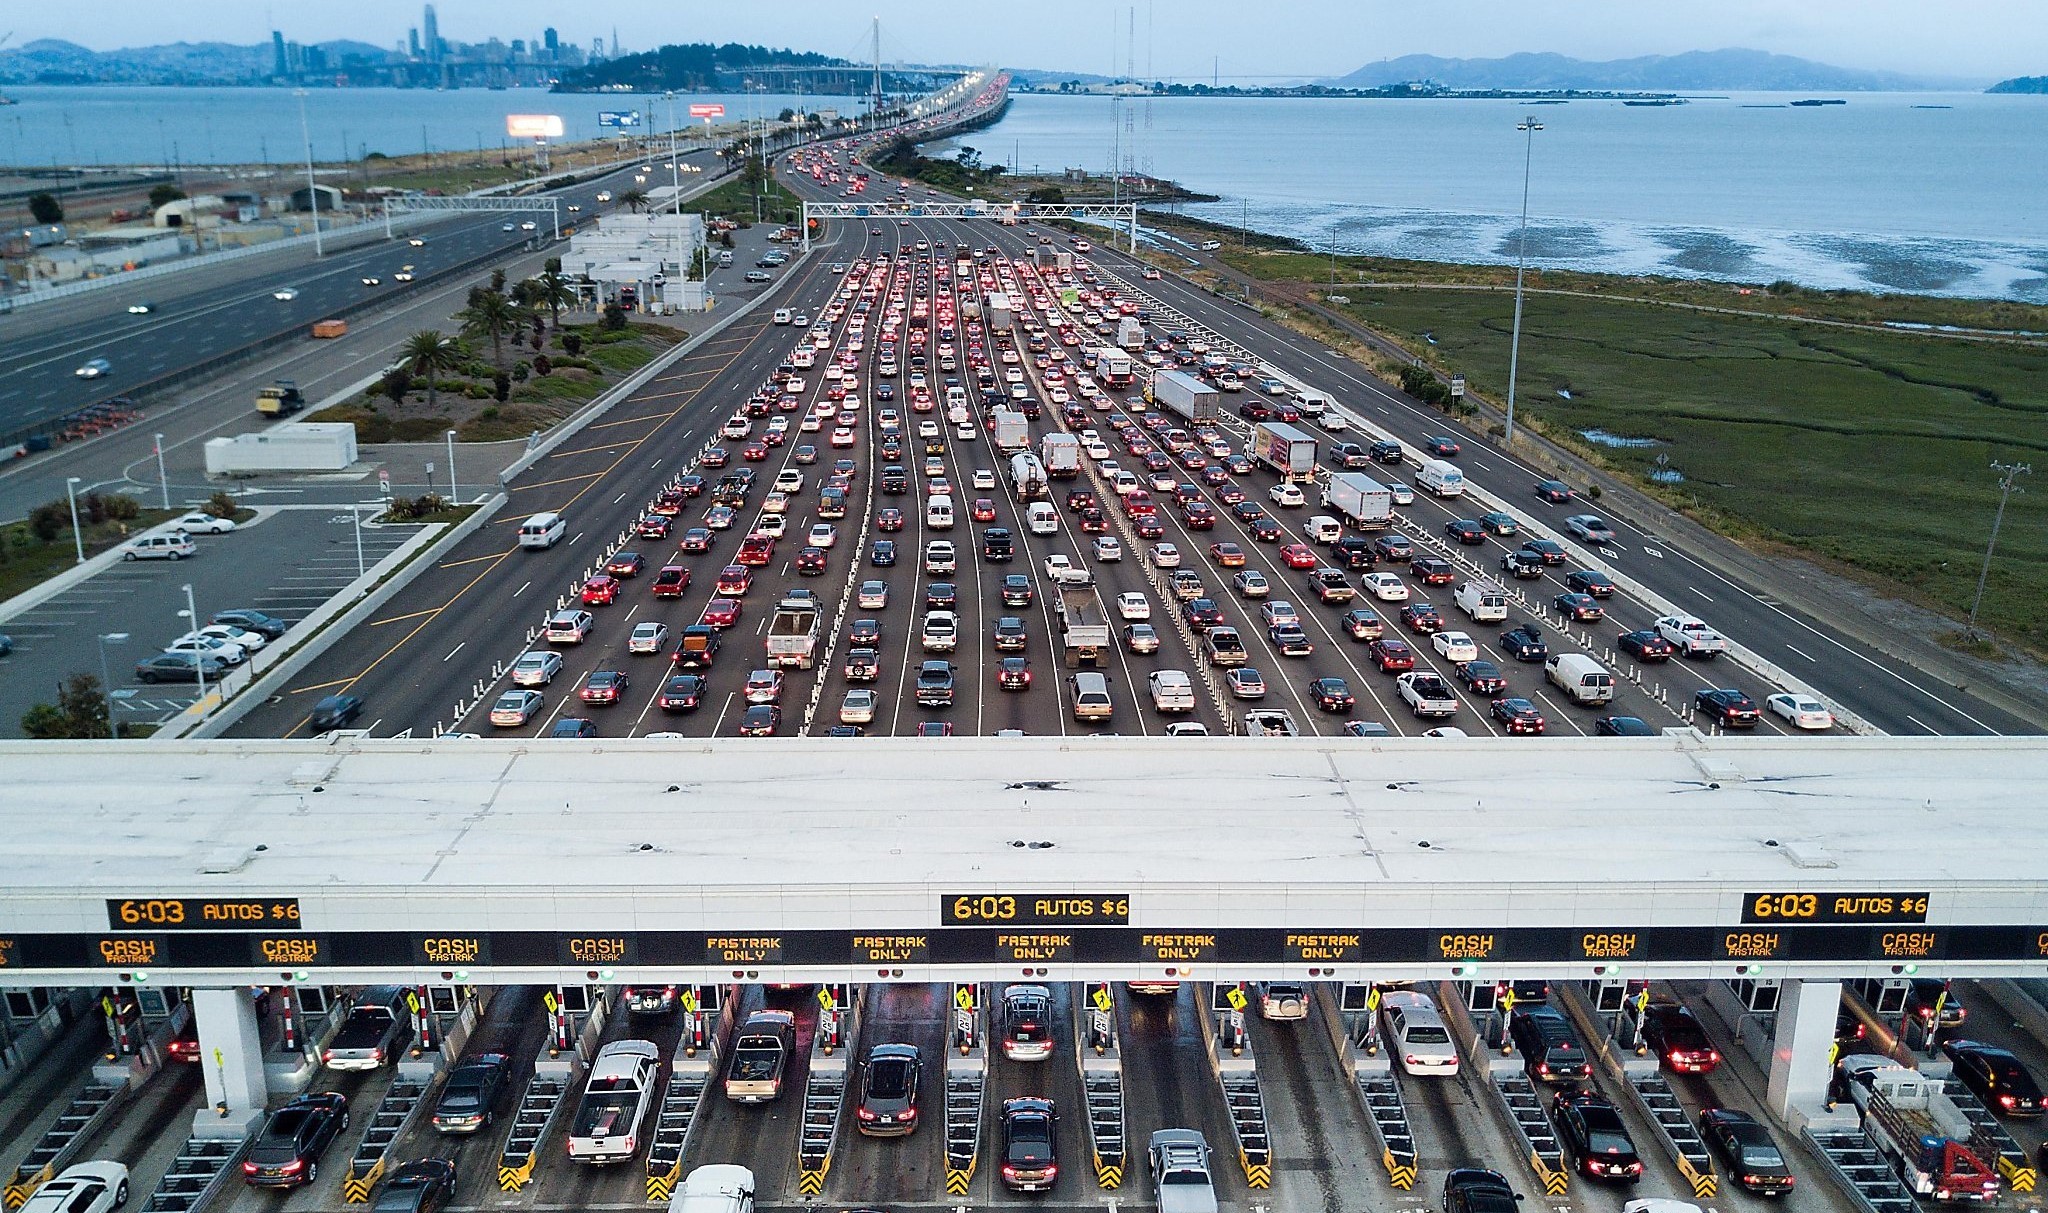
[64,476,84,564]
[97,632,129,739]
[444,429,458,503]
[1967,461,2030,634]
[353,503,366,577]
[153,433,170,510]
[1503,117,1543,446]
[295,89,323,256]
[179,583,206,708]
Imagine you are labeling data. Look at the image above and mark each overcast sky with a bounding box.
[13,1,2046,81]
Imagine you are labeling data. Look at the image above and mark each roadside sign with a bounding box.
[954,985,975,1010]
[542,990,559,1015]
[598,110,641,128]
[1228,1009,1245,1036]
[404,990,421,1015]
[378,469,392,497]
[679,988,699,1013]
[817,987,837,1011]
[1090,1008,1112,1040]
[1365,987,1381,1013]
[1450,376,1466,398]
[1634,988,1650,1014]
[1092,986,1113,1013]
[1501,988,1518,1013]
[1224,986,1248,1012]
[689,104,727,120]
[953,1007,973,1039]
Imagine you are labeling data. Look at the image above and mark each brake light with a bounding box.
[322,1050,334,1061]
[1537,1063,1550,1075]
[2000,1094,2017,1108]
[1002,1166,1018,1179]
[243,1162,260,1174]
[857,1106,878,1120]
[1406,1055,1423,1067]
[276,1159,304,1174]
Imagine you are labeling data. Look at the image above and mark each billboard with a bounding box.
[505,114,566,139]
[687,103,726,120]
[597,110,641,128]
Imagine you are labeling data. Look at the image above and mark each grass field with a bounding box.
[1320,284,2047,652]
[693,176,802,227]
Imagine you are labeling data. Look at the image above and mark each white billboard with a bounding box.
[505,114,566,139]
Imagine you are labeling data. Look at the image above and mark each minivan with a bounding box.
[1305,515,1343,544]
[1001,986,1055,1061]
[1417,459,1466,497]
[124,532,198,561]
[1026,501,1058,535]
[1070,671,1114,722]
[1147,670,1196,713]
[1545,653,1616,705]
[519,512,567,550]
[1507,1005,1592,1084]
[926,494,955,529]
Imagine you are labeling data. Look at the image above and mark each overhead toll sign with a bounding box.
[1743,892,1931,924]
[943,893,1130,925]
[108,898,300,930]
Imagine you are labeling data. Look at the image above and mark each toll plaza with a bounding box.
[0,734,2044,1213]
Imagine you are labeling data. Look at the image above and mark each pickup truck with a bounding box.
[1654,614,1728,658]
[1043,554,1094,586]
[916,660,957,707]
[725,1010,798,1103]
[1240,709,1300,737]
[1150,1129,1218,1213]
[1396,672,1459,718]
[766,593,822,669]
[569,1039,661,1162]
[322,986,409,1071]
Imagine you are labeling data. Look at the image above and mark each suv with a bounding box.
[1000,574,1034,607]
[1507,1006,1591,1084]
[1000,1097,1059,1191]
[1001,985,1054,1061]
[244,1093,349,1187]
[546,610,595,645]
[916,661,956,707]
[856,1044,922,1136]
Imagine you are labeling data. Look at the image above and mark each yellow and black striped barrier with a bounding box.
[1093,1154,1123,1190]
[943,1166,972,1197]
[1383,1146,1417,1191]
[1675,1155,1717,1200]
[646,1160,681,1203]
[1531,1151,1569,1197]
[341,1156,385,1205]
[1999,1156,2038,1194]
[1240,1148,1271,1190]
[498,1155,537,1194]
[796,1162,828,1197]
[3,1164,54,1211]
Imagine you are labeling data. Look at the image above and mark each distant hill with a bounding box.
[1986,75,2048,93]
[0,36,391,84]
[1321,49,1948,92]
[551,42,875,93]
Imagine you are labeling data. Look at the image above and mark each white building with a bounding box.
[564,209,709,313]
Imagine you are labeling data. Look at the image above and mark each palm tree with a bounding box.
[620,188,649,214]
[459,292,527,368]
[528,271,578,329]
[400,331,463,411]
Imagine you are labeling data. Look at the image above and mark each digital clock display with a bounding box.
[107,898,302,932]
[1742,892,1929,924]
[942,893,1130,926]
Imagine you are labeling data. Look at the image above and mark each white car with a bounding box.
[164,633,246,665]
[628,621,670,654]
[1151,543,1182,568]
[172,511,237,534]
[808,523,837,549]
[1364,572,1410,601]
[271,287,299,301]
[1565,514,1617,544]
[1269,483,1306,508]
[1116,592,1151,621]
[1432,631,1479,662]
[1767,693,1834,730]
[1045,554,1093,585]
[1094,536,1123,561]
[511,650,563,687]
[757,513,787,536]
[1380,991,1459,1075]
[1233,569,1270,598]
[75,358,111,379]
[19,1163,127,1213]
[858,580,890,609]
[489,689,545,727]
[775,469,805,492]
[840,688,878,724]
[194,623,267,652]
[972,468,997,489]
[1388,482,1415,505]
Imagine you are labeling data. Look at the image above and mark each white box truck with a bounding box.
[1056,585,1112,667]
[1321,473,1394,530]
[1039,433,1082,478]
[1252,421,1318,482]
[993,409,1030,451]
[1116,316,1145,350]
[765,595,822,669]
[1151,368,1219,425]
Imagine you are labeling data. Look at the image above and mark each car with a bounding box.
[636,515,673,540]
[1278,543,1317,570]
[547,717,597,738]
[1474,512,1518,538]
[1433,631,1479,662]
[1565,514,1616,544]
[1259,600,1300,629]
[1485,697,1543,734]
[1695,688,1760,728]
[1117,592,1151,621]
[1001,574,1035,607]
[871,539,897,567]
[627,621,671,655]
[1210,542,1247,567]
[580,574,619,605]
[212,608,288,639]
[855,1043,922,1137]
[18,1163,128,1213]
[1563,569,1615,598]
[916,660,956,707]
[1593,715,1656,736]
[843,648,881,684]
[736,703,781,735]
[1698,1108,1795,1196]
[1535,479,1576,503]
[1941,1040,2042,1116]
[1231,569,1271,599]
[1500,549,1544,579]
[1520,539,1567,565]
[361,275,383,287]
[489,689,545,728]
[1639,1003,1721,1074]
[1445,518,1487,545]
[1370,440,1405,465]
[578,669,630,705]
[996,656,1033,691]
[173,511,237,534]
[1368,637,1416,672]
[679,527,716,555]
[1617,630,1676,662]
[1378,989,1459,1075]
[1443,1168,1520,1213]
[1000,1097,1060,1191]
[1126,623,1162,654]
[1270,624,1314,656]
[744,270,773,283]
[1498,624,1548,662]
[1451,659,1505,696]
[164,633,246,665]
[1094,535,1124,562]
[1554,592,1605,622]
[1269,483,1306,508]
[1363,572,1409,601]
[370,1159,456,1213]
[1151,542,1183,568]
[1552,1090,1642,1182]
[71,355,116,380]
[244,1092,348,1187]
[193,623,267,652]
[701,598,741,628]
[1766,693,1835,730]
[1341,608,1383,640]
[1182,598,1225,632]
[606,551,647,578]
[656,674,707,713]
[807,522,838,549]
[511,651,565,689]
[309,694,364,732]
[1149,1129,1217,1213]
[1400,602,1444,634]
[840,688,879,725]
[992,616,1028,652]
[1309,677,1355,713]
[1410,557,1456,586]
[1225,667,1266,700]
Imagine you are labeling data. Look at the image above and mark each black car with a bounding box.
[993,617,1028,651]
[309,694,364,732]
[1491,697,1545,734]
[1507,1006,1590,1084]
[213,609,288,639]
[737,704,780,736]
[1372,534,1413,561]
[848,618,884,647]
[795,546,828,575]
[983,527,1015,561]
[1332,537,1377,569]
[996,656,1033,691]
[1370,440,1405,465]
[1534,479,1575,503]
[1520,539,1567,565]
[1423,435,1462,458]
[856,1043,922,1136]
[1445,519,1488,545]
[926,583,958,610]
[1500,549,1544,579]
[550,718,598,738]
[1309,677,1355,713]
[1565,569,1616,598]
[1699,1108,1795,1196]
[670,626,719,670]
[1551,1090,1642,1182]
[1457,660,1507,695]
[433,1053,511,1133]
[1695,688,1760,728]
[871,539,897,567]
[1499,625,1548,662]
[1617,630,1676,662]
[1595,716,1657,736]
[1001,574,1035,607]
[1943,1040,2044,1116]
[1442,1168,1520,1213]
[1182,599,1225,632]
[1639,1003,1720,1073]
[371,1159,457,1213]
[244,1092,349,1187]
[1000,1097,1059,1191]
[1554,592,1605,622]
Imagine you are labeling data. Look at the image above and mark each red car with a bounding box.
[580,575,619,606]
[715,565,752,595]
[737,534,775,567]
[699,446,730,468]
[1368,637,1416,672]
[1078,509,1109,533]
[579,669,630,704]
[1400,603,1444,634]
[795,546,828,574]
[1279,543,1318,570]
[971,498,998,522]
[702,598,741,628]
[636,515,672,540]
[652,565,690,598]
[877,508,905,532]
[679,528,713,554]
[1183,502,1216,529]
[651,490,686,515]
[1210,542,1248,568]
[605,552,646,578]
[743,441,770,461]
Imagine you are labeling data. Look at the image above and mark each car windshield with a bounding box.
[1406,1025,1451,1044]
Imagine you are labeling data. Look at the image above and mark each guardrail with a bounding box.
[643,1068,712,1202]
[1940,1076,2037,1193]
[1318,984,1417,1191]
[1555,983,1717,1200]
[2,1083,127,1208]
[1199,987,1271,1190]
[1074,983,1126,1189]
[1803,1126,1919,1213]
[1492,1069,1570,1197]
[496,1073,569,1192]
[341,1078,430,1202]
[943,983,986,1198]
[140,1138,248,1213]
[794,987,857,1197]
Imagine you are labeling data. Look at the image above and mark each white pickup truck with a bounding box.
[1043,554,1094,586]
[1654,614,1728,658]
[1396,672,1459,719]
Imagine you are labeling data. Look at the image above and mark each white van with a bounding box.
[1417,459,1465,497]
[670,1165,754,1213]
[1305,515,1343,544]
[1453,579,1509,622]
[1545,653,1617,705]
[926,494,955,530]
[772,308,793,325]
[1147,670,1196,713]
[1026,501,1058,535]
[123,532,198,561]
[1070,671,1114,722]
[518,512,567,549]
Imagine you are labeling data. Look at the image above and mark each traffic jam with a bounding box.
[454,148,1824,739]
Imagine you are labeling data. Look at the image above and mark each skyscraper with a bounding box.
[408,28,421,59]
[422,4,441,61]
[272,31,288,79]
[543,27,558,58]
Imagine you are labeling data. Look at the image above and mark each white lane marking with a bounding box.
[1905,715,1934,734]
[1689,587,1714,602]
[613,491,629,503]
[1470,460,1492,471]
[443,642,464,662]
[1642,547,1664,558]
[513,580,530,598]
[567,531,584,546]
[1785,643,1817,662]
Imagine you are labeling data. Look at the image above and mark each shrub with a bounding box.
[493,372,511,402]
[205,491,239,518]
[103,495,140,522]
[478,406,500,422]
[562,333,584,356]
[600,304,627,332]
[381,367,412,404]
[29,503,64,544]
[533,354,553,376]
[512,361,530,382]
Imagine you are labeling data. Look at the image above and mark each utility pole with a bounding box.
[872,16,883,124]
[1503,117,1543,446]
[1967,461,2030,634]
